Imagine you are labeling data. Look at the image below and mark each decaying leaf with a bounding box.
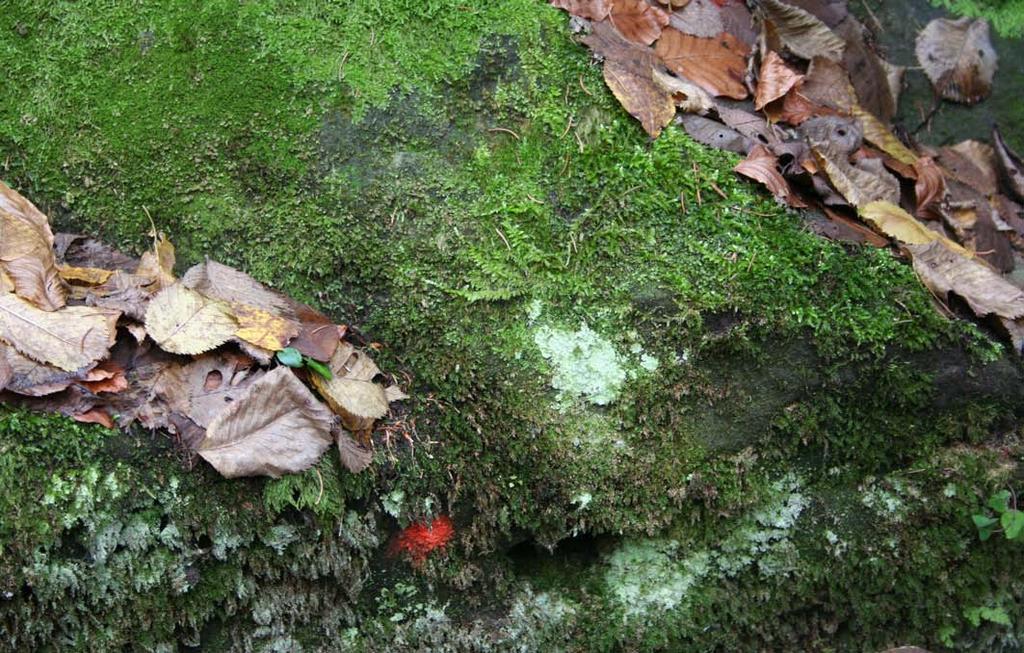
[0,181,66,311]
[992,126,1024,202]
[0,293,118,371]
[914,157,947,218]
[55,233,138,272]
[550,0,610,20]
[734,145,806,207]
[0,344,82,396]
[197,367,335,478]
[335,425,374,473]
[181,352,265,428]
[853,106,916,166]
[836,16,898,122]
[938,140,998,197]
[136,233,176,290]
[610,0,669,45]
[755,51,804,110]
[652,67,714,114]
[73,407,115,429]
[655,28,749,99]
[144,283,238,355]
[800,56,857,112]
[859,201,964,250]
[232,303,299,352]
[915,17,996,105]
[58,265,114,286]
[814,148,900,208]
[909,239,1024,319]
[757,0,846,62]
[680,114,750,153]
[604,56,677,137]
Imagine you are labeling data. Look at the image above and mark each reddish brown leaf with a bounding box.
[914,157,947,219]
[655,28,749,99]
[763,88,836,125]
[755,51,804,111]
[610,0,669,45]
[74,407,115,429]
[734,144,807,207]
[992,126,1024,202]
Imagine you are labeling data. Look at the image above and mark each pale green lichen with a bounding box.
[534,323,627,406]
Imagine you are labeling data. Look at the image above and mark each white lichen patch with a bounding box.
[860,478,913,522]
[605,539,708,616]
[531,319,660,406]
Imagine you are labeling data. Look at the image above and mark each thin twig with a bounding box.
[488,127,520,140]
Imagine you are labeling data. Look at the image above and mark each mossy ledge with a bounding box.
[2,1,1024,651]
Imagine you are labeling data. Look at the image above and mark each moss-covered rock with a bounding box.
[1,1,1023,651]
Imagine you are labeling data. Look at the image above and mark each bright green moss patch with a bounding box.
[930,0,1024,36]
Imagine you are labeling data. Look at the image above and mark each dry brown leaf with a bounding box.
[800,56,857,112]
[914,157,947,219]
[720,1,757,47]
[0,181,66,311]
[652,67,714,114]
[385,385,410,402]
[734,144,806,207]
[755,51,804,111]
[758,0,846,62]
[992,126,1024,202]
[86,271,159,321]
[335,425,374,473]
[763,88,835,125]
[550,0,610,20]
[144,283,238,356]
[610,0,670,45]
[916,17,996,105]
[714,103,778,147]
[943,199,1014,272]
[604,57,678,137]
[938,141,998,196]
[0,344,82,396]
[835,16,897,122]
[55,233,138,272]
[909,239,1024,319]
[0,293,118,371]
[668,0,723,38]
[680,114,750,153]
[58,264,114,286]
[655,28,749,99]
[181,352,265,428]
[0,350,10,391]
[197,367,335,478]
[801,116,863,157]
[81,361,129,395]
[73,407,115,429]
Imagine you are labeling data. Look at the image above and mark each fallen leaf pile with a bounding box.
[0,181,405,478]
[554,0,1024,351]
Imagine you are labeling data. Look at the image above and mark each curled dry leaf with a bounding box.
[909,239,1024,320]
[757,0,846,62]
[992,126,1024,202]
[604,56,677,137]
[335,425,374,473]
[0,350,10,391]
[755,50,804,110]
[0,344,83,396]
[73,407,115,429]
[136,233,176,290]
[734,144,806,207]
[610,0,670,45]
[550,0,610,20]
[197,367,334,478]
[0,293,118,371]
[835,16,897,122]
[55,233,138,272]
[714,103,778,147]
[814,148,900,208]
[916,17,996,105]
[144,283,238,356]
[655,28,749,99]
[853,106,916,166]
[763,87,834,125]
[0,181,66,311]
[913,157,947,218]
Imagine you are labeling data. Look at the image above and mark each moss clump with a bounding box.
[930,0,1024,36]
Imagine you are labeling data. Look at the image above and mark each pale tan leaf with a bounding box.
[800,56,857,112]
[549,0,610,20]
[183,352,265,428]
[916,17,996,105]
[655,28,749,100]
[0,348,10,391]
[384,385,410,402]
[144,283,238,355]
[0,293,117,371]
[197,367,335,478]
[813,148,899,208]
[310,342,390,431]
[610,0,669,45]
[0,343,80,396]
[335,426,373,473]
[908,240,1024,320]
[755,51,804,110]
[651,67,714,114]
[0,181,66,311]
[136,233,176,290]
[859,201,958,248]
[758,0,846,62]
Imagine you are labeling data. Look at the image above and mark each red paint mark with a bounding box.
[388,516,454,565]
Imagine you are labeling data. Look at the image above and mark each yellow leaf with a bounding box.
[853,106,917,166]
[0,293,117,371]
[232,303,299,351]
[859,201,970,255]
[136,233,176,289]
[58,264,114,286]
[144,283,238,355]
[309,342,391,431]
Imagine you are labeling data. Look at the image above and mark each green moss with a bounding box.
[930,0,1024,36]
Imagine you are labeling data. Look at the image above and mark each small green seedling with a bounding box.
[973,488,1023,541]
[275,347,333,379]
